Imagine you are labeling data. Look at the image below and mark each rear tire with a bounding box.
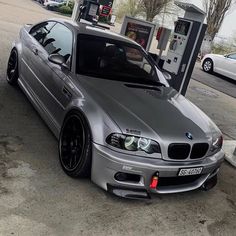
[202,58,213,73]
[6,49,19,86]
[59,111,92,178]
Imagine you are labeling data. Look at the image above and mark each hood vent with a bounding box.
[125,84,161,92]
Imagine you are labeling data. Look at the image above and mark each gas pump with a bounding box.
[80,0,100,23]
[72,0,100,23]
[163,1,207,95]
[163,19,193,75]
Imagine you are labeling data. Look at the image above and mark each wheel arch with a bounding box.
[203,57,214,64]
[12,38,23,56]
[59,107,93,178]
[63,108,93,139]
[63,101,122,146]
[203,57,214,72]
[10,39,23,73]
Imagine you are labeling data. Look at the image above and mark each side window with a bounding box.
[30,21,56,45]
[228,54,236,60]
[42,23,73,60]
[30,22,73,65]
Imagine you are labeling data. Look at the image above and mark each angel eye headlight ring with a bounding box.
[106,134,161,154]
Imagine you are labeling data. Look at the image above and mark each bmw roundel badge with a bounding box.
[186,132,193,140]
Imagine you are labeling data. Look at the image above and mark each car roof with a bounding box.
[49,18,141,46]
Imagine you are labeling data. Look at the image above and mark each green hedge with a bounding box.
[58,5,73,15]
[68,1,74,10]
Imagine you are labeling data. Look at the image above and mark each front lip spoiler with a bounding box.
[107,169,220,199]
[107,184,151,200]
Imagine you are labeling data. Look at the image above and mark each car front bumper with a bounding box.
[91,143,224,198]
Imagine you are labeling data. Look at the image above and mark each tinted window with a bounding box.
[42,23,72,58]
[77,35,160,85]
[30,21,56,44]
[31,22,73,62]
[228,53,236,60]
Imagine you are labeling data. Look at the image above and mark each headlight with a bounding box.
[210,135,223,153]
[106,133,161,154]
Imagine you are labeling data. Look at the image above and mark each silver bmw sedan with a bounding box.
[6,18,224,199]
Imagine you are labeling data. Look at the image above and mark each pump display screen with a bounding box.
[174,20,191,36]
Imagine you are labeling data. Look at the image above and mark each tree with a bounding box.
[141,0,172,22]
[116,0,143,20]
[203,0,235,40]
[115,0,172,22]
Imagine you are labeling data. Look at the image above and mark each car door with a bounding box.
[224,53,236,81]
[29,22,74,131]
[217,53,236,80]
[20,21,56,92]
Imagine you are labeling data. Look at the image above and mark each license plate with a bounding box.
[178,167,203,176]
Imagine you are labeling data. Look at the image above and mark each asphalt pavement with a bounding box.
[192,63,236,99]
[0,1,236,236]
[186,80,236,140]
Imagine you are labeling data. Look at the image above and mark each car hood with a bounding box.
[76,75,219,142]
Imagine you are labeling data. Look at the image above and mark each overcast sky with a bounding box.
[185,0,236,38]
[114,0,236,38]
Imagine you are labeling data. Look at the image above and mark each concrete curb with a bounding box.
[223,140,236,168]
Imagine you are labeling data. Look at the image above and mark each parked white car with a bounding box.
[44,0,65,10]
[201,53,236,81]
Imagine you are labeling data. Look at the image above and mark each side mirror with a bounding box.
[48,54,65,65]
[48,54,69,70]
[162,71,172,81]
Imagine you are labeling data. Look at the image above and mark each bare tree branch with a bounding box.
[116,0,172,22]
[141,0,172,22]
[204,0,234,40]
[116,0,143,19]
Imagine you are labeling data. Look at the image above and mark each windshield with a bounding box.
[76,35,162,86]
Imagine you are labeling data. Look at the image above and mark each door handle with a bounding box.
[62,87,72,99]
[32,48,38,56]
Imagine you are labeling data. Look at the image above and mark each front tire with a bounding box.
[6,49,19,85]
[59,111,92,178]
[202,58,213,73]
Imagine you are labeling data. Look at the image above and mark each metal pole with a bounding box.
[157,49,163,64]
[71,0,84,22]
[179,21,204,94]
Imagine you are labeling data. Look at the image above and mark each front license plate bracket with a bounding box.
[178,167,203,176]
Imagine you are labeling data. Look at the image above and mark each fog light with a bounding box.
[115,172,141,182]
[150,175,159,189]
[115,172,128,181]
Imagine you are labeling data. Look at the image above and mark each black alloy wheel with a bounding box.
[7,49,19,85]
[59,112,92,178]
